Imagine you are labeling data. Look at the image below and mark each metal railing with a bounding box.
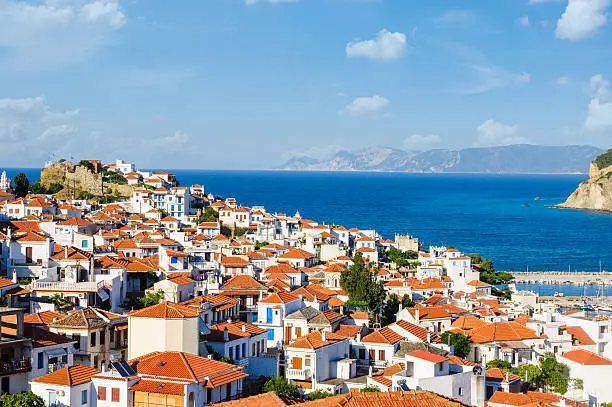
[0,358,31,375]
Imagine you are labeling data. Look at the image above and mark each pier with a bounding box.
[510,271,612,285]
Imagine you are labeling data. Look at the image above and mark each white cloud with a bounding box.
[516,72,531,84]
[585,74,612,130]
[402,134,441,150]
[346,29,407,61]
[340,96,390,116]
[0,0,126,71]
[555,0,610,40]
[80,0,126,28]
[517,15,530,26]
[0,96,79,163]
[476,119,528,147]
[245,0,299,5]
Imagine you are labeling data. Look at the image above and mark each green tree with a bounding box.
[440,331,471,358]
[381,294,400,325]
[468,254,512,284]
[137,290,164,309]
[360,385,381,392]
[487,360,515,371]
[341,253,385,312]
[234,227,249,237]
[198,207,219,223]
[516,364,543,390]
[540,354,569,394]
[1,391,45,407]
[401,294,414,308]
[255,241,269,250]
[307,390,332,400]
[13,173,29,198]
[387,247,408,267]
[77,160,95,172]
[262,377,301,399]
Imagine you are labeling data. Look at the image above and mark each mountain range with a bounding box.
[278,145,605,174]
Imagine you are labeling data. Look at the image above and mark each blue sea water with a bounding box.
[4,168,612,272]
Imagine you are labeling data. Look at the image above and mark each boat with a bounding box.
[534,196,541,201]
[553,292,564,297]
[580,303,595,311]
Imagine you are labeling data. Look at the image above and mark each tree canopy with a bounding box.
[262,377,301,399]
[307,390,332,400]
[468,254,512,284]
[340,253,386,312]
[440,331,471,358]
[13,173,29,198]
[137,290,164,309]
[76,160,95,172]
[1,391,45,407]
[198,207,219,223]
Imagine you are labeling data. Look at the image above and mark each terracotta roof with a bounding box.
[467,280,492,287]
[451,315,489,330]
[129,379,185,395]
[32,364,100,386]
[328,297,345,307]
[466,321,541,343]
[129,351,246,387]
[350,312,369,320]
[221,256,250,267]
[24,311,63,326]
[204,321,267,341]
[128,301,200,319]
[50,308,111,329]
[564,326,596,346]
[221,275,265,290]
[561,349,612,365]
[394,320,430,342]
[260,291,299,304]
[335,325,362,339]
[361,326,403,345]
[299,391,470,407]
[279,248,314,260]
[486,368,521,383]
[57,217,93,226]
[287,330,345,350]
[0,278,16,289]
[406,350,448,363]
[212,392,299,407]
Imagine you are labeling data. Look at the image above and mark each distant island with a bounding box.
[558,148,612,212]
[278,144,604,174]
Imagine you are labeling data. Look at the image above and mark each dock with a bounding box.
[509,271,612,285]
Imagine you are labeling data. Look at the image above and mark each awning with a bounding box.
[97,289,110,302]
[115,324,128,331]
[46,348,68,357]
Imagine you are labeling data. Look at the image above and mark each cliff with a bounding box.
[558,149,612,212]
[39,162,134,200]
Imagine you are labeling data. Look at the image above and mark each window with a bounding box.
[266,308,273,323]
[111,388,120,402]
[378,350,385,361]
[229,347,233,360]
[305,355,311,367]
[82,240,88,249]
[98,387,106,401]
[37,352,44,369]
[73,334,80,349]
[458,387,463,396]
[100,330,106,345]
[267,330,274,341]
[171,257,178,264]
[242,343,246,359]
[90,332,97,347]
[438,362,444,372]
[81,390,88,405]
[252,343,256,356]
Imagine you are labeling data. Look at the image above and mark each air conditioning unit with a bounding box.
[78,293,86,299]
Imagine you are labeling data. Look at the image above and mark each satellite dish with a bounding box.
[473,366,483,375]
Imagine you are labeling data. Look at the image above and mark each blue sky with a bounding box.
[0,0,610,169]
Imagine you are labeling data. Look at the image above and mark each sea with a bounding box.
[5,168,612,276]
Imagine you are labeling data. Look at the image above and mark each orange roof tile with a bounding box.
[361,326,403,345]
[562,349,612,365]
[128,301,200,319]
[406,350,448,363]
[32,364,100,386]
[564,326,596,346]
[212,392,300,407]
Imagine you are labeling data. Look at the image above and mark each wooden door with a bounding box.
[295,327,302,338]
[285,327,292,343]
[292,357,302,370]
[25,247,32,263]
[369,349,376,360]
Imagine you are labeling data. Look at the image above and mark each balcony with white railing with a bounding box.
[31,280,105,292]
[286,368,311,381]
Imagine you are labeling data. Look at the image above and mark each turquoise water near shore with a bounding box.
[5,169,612,272]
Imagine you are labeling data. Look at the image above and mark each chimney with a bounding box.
[415,308,420,321]
[64,245,69,258]
[298,294,303,301]
[426,332,431,343]
[368,366,373,376]
[321,330,326,342]
[11,269,17,284]
[505,372,509,383]
[223,327,229,342]
[314,295,318,303]
[356,331,361,343]
[560,399,566,407]
[241,324,246,333]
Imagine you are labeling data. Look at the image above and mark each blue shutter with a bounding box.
[266,308,273,323]
[267,329,274,341]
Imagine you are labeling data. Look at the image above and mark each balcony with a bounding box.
[31,280,106,292]
[0,358,31,376]
[286,368,312,381]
